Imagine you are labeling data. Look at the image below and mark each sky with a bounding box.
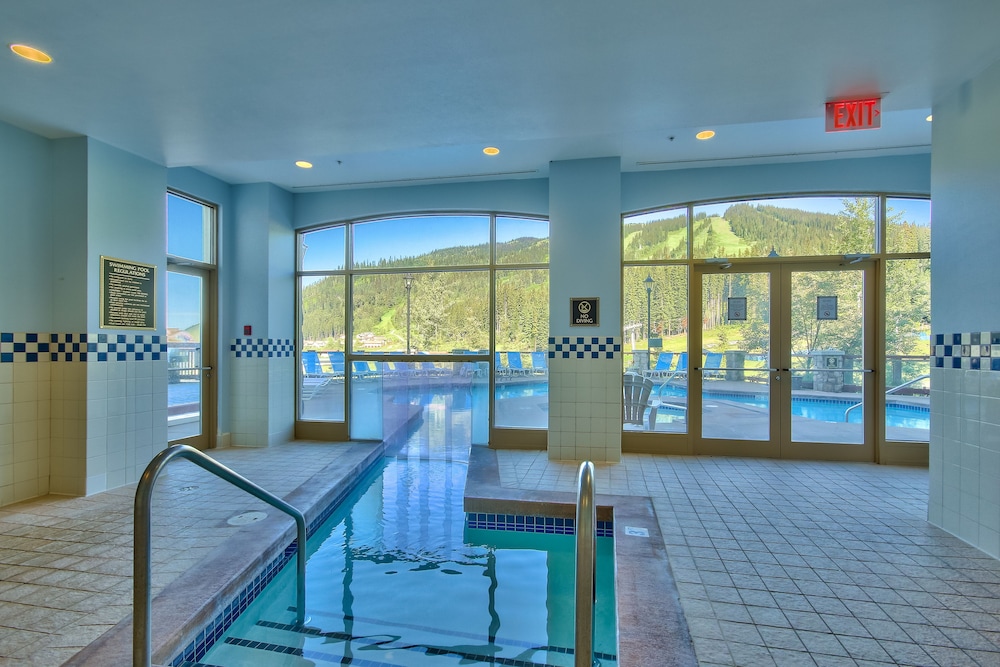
[301,215,548,271]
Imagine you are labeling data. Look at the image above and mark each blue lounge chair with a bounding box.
[325,351,346,377]
[642,352,674,379]
[505,352,531,375]
[495,351,509,377]
[300,351,331,399]
[530,351,548,375]
[702,351,723,378]
[352,360,377,379]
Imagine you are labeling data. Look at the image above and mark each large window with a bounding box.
[297,214,548,440]
[623,194,930,452]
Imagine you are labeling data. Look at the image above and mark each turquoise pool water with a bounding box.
[193,453,617,667]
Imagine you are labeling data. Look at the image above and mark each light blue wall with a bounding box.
[931,66,1000,332]
[50,138,90,333]
[622,154,930,213]
[549,157,622,338]
[232,184,274,334]
[267,185,295,337]
[0,121,54,331]
[294,178,549,229]
[85,139,168,333]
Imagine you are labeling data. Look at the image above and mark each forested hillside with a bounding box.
[303,199,930,355]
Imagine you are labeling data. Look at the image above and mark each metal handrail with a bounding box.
[843,373,930,422]
[133,444,307,667]
[575,461,596,667]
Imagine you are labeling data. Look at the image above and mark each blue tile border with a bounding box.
[230,338,295,358]
[0,332,165,362]
[465,512,614,538]
[932,331,1000,371]
[547,336,621,360]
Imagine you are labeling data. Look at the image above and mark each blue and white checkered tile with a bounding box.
[0,332,166,362]
[548,336,621,360]
[230,338,295,358]
[931,331,1000,371]
[466,512,614,538]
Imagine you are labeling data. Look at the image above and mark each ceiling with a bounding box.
[3,1,1000,192]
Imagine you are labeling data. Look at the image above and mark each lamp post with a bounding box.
[403,273,413,353]
[644,274,654,370]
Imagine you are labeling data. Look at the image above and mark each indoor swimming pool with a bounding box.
[177,448,618,667]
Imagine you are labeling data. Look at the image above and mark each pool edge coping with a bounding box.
[465,445,698,667]
[63,440,386,667]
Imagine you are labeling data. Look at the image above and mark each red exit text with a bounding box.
[825,98,881,132]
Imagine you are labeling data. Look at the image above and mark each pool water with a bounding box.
[654,385,930,429]
[196,452,617,667]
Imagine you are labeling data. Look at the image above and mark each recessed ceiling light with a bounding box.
[10,44,52,64]
[925,115,933,122]
[696,130,716,140]
[483,146,500,156]
[295,161,313,169]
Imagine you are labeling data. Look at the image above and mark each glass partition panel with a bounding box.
[300,226,345,272]
[886,198,931,254]
[352,215,490,268]
[494,269,549,429]
[692,196,876,258]
[496,217,549,264]
[884,258,930,442]
[167,192,214,263]
[623,264,688,433]
[623,207,688,261]
[352,271,489,354]
[300,275,346,421]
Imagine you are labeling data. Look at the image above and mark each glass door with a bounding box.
[693,261,874,460]
[694,266,779,457]
[781,263,874,460]
[166,265,215,448]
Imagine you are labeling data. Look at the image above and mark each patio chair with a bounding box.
[301,351,331,399]
[325,351,346,378]
[702,351,723,378]
[530,351,548,375]
[352,360,377,379]
[623,373,658,430]
[642,352,674,379]
[505,352,531,375]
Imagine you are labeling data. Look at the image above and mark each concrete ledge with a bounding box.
[464,445,697,667]
[65,441,384,667]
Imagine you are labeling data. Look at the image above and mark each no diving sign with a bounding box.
[571,297,599,327]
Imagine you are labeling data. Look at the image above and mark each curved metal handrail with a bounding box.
[575,461,596,667]
[133,444,307,667]
[843,373,930,422]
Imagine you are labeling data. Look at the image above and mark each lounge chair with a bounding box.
[495,351,508,377]
[642,352,674,379]
[530,351,548,375]
[506,352,531,375]
[325,351,346,379]
[352,360,377,379]
[702,351,723,378]
[301,351,331,399]
[623,373,658,430]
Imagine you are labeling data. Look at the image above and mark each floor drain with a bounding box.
[179,485,199,492]
[228,511,268,526]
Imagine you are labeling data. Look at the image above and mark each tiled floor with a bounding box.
[497,451,1000,666]
[0,442,373,667]
[1,444,999,666]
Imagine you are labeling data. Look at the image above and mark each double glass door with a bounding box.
[692,261,874,460]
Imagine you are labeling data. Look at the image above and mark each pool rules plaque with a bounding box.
[100,256,157,330]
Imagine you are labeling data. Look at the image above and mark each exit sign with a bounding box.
[825,97,881,132]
